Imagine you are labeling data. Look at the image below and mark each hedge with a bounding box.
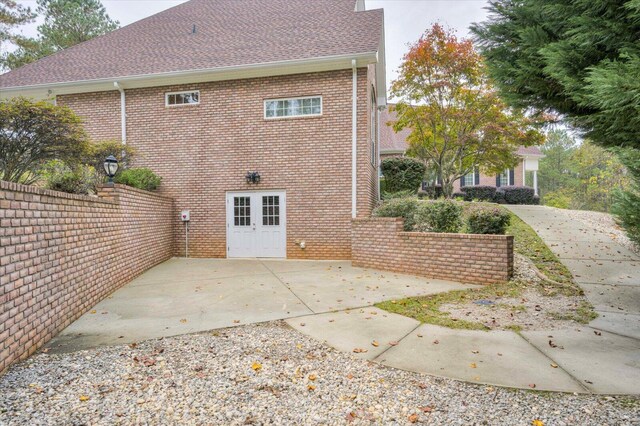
[380,157,426,194]
[499,186,536,205]
[465,205,511,234]
[461,185,497,202]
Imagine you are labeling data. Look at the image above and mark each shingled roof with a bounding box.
[0,0,383,89]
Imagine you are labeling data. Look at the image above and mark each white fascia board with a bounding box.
[0,52,377,100]
[380,149,405,154]
[376,17,387,107]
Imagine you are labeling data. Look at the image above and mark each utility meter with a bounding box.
[181,210,190,222]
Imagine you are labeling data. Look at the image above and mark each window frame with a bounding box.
[463,173,476,187]
[165,90,200,107]
[264,95,323,120]
[499,169,511,186]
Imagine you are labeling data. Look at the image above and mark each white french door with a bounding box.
[226,191,286,258]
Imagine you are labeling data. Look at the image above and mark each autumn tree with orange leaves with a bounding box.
[390,24,543,197]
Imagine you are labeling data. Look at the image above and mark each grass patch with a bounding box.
[549,301,599,324]
[375,203,595,328]
[376,280,526,331]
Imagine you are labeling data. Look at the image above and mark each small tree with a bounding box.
[0,97,88,184]
[390,24,543,197]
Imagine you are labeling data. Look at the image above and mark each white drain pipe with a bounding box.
[351,59,358,218]
[114,82,126,144]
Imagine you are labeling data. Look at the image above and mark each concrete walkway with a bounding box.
[287,206,640,395]
[48,209,640,394]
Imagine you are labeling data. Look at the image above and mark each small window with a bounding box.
[499,170,510,186]
[463,174,475,187]
[166,90,200,106]
[264,96,322,119]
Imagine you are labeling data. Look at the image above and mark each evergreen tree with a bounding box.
[0,0,35,54]
[472,0,640,244]
[1,0,118,70]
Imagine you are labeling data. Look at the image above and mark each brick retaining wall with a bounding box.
[0,181,174,373]
[352,218,513,285]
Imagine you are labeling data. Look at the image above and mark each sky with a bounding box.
[11,0,491,89]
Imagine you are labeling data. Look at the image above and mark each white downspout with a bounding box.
[114,82,126,144]
[522,158,526,186]
[351,59,358,219]
[377,106,382,201]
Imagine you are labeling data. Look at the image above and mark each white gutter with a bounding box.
[113,82,126,144]
[0,52,378,99]
[351,59,358,219]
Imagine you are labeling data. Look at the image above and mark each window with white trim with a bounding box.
[166,91,200,106]
[463,173,475,187]
[264,96,322,119]
[499,170,510,186]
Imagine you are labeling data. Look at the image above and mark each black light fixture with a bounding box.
[245,171,261,184]
[103,155,119,184]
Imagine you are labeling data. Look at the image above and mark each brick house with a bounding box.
[0,0,386,260]
[380,104,544,194]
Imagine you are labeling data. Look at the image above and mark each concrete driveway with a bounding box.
[48,258,475,353]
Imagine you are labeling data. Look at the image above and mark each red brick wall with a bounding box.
[57,90,122,142]
[58,69,377,259]
[352,217,514,285]
[0,181,174,373]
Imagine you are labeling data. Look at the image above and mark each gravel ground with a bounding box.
[1,322,638,426]
[561,208,640,256]
[441,255,589,331]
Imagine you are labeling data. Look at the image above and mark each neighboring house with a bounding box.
[0,0,386,260]
[379,105,544,194]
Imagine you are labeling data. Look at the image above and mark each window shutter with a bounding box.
[474,168,480,186]
[509,168,515,186]
[496,175,501,188]
[460,176,466,188]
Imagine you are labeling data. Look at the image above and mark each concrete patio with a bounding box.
[48,258,475,353]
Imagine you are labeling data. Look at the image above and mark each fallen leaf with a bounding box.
[388,341,399,346]
[346,373,354,380]
[233,320,240,324]
[251,362,262,371]
[532,420,544,426]
[371,340,379,347]
[550,363,558,368]
[528,383,536,389]
[408,413,419,423]
[296,344,303,350]
[470,363,477,369]
[345,411,357,422]
[418,406,433,413]
[471,350,479,354]
[308,374,317,381]
[89,310,97,314]
[548,340,557,348]
[79,395,90,401]
[433,340,439,345]
[300,323,306,327]
[179,319,187,323]
[353,348,368,353]
[594,331,602,336]
[307,384,316,391]
[417,334,423,338]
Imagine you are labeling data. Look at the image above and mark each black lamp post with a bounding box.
[103,155,119,184]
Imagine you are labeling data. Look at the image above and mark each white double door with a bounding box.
[226,191,286,258]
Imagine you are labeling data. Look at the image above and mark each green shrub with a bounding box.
[42,160,97,195]
[493,189,506,204]
[466,205,511,235]
[373,197,419,231]
[542,190,571,209]
[382,189,415,200]
[115,168,162,191]
[461,185,497,202]
[612,148,640,247]
[414,199,463,233]
[500,186,536,204]
[380,157,426,193]
[452,192,466,201]
[419,185,443,199]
